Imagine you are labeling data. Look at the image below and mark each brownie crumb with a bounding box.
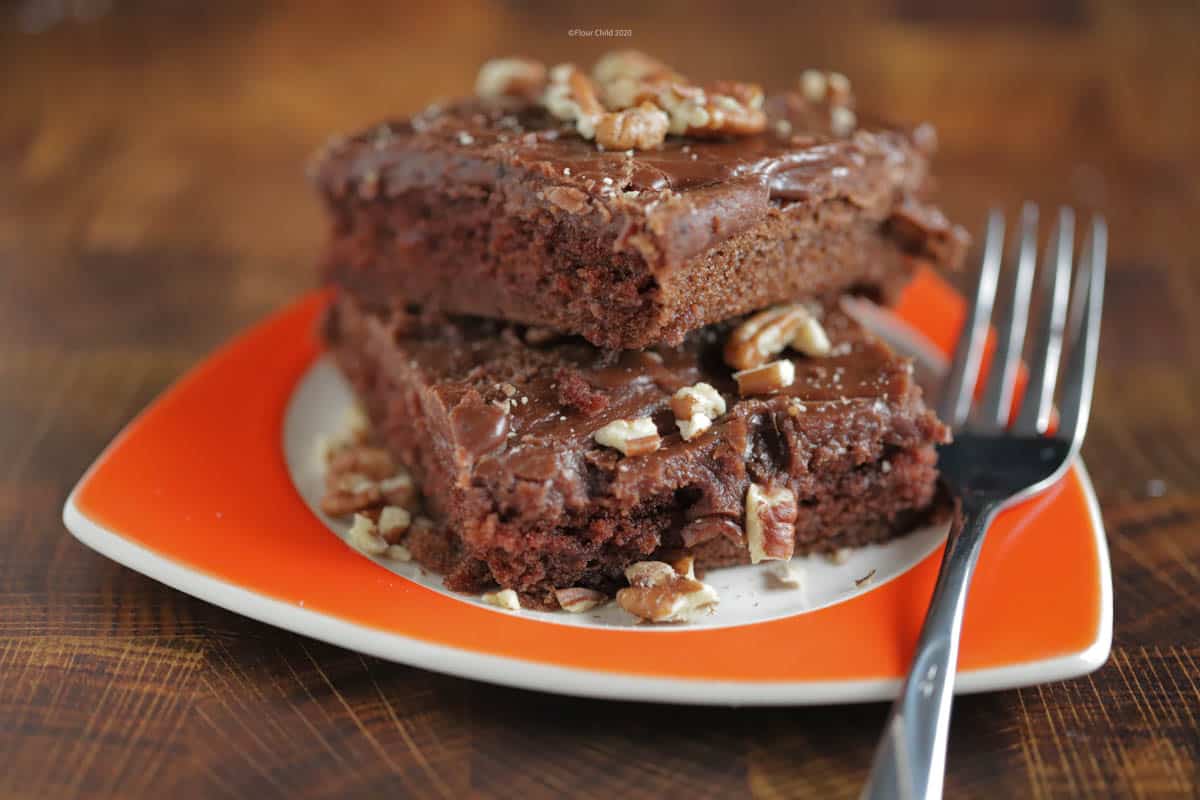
[555,368,609,415]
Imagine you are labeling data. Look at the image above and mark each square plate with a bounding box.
[63,269,1112,705]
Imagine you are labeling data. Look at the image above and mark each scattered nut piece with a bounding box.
[327,444,395,480]
[827,72,853,105]
[770,561,805,588]
[592,50,679,88]
[320,474,382,516]
[734,360,795,396]
[725,304,817,370]
[482,588,522,611]
[475,57,547,100]
[377,505,412,543]
[593,417,661,456]
[554,586,608,613]
[594,102,670,150]
[341,405,370,442]
[347,513,388,556]
[384,544,413,562]
[791,313,832,357]
[800,69,828,102]
[544,63,605,139]
[855,568,877,587]
[829,548,852,565]
[379,472,417,508]
[669,553,697,580]
[617,560,720,623]
[745,483,798,563]
[830,106,857,137]
[670,382,726,441]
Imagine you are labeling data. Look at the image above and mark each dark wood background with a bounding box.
[2,1,1198,797]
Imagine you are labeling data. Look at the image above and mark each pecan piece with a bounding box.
[481,588,522,610]
[544,63,605,138]
[734,360,795,396]
[475,57,547,101]
[725,304,819,370]
[593,417,661,456]
[670,382,726,441]
[616,560,719,623]
[594,102,669,150]
[554,587,608,613]
[745,483,798,563]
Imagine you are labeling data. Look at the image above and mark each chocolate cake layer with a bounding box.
[313,93,966,350]
[324,293,950,607]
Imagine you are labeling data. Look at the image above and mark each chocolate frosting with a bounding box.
[314,92,967,271]
[367,302,940,528]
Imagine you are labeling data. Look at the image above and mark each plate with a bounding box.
[63,269,1112,705]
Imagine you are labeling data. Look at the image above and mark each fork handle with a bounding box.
[862,494,998,800]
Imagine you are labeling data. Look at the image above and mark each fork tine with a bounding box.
[1056,216,1107,452]
[1012,207,1075,435]
[938,210,1004,428]
[976,203,1038,429]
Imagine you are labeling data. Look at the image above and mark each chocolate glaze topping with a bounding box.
[314,93,967,271]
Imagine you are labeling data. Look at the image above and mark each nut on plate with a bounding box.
[616,560,719,623]
[554,587,609,613]
[481,588,522,610]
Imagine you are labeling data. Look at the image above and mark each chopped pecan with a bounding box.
[593,417,661,456]
[554,587,608,613]
[347,513,388,556]
[320,474,382,516]
[617,560,719,623]
[475,57,547,101]
[594,102,669,150]
[481,588,522,610]
[733,359,795,396]
[670,382,726,441]
[744,483,798,563]
[377,505,412,543]
[378,472,418,508]
[544,64,605,138]
[326,444,395,481]
[725,304,819,370]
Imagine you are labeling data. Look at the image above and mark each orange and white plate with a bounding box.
[63,270,1112,705]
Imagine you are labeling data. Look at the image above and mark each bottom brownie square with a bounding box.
[323,293,949,609]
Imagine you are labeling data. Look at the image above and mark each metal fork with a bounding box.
[862,205,1108,800]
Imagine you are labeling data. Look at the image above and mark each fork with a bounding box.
[862,205,1108,800]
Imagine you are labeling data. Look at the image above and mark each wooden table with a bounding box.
[2,1,1197,797]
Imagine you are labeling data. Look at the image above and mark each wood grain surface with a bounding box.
[1,1,1198,797]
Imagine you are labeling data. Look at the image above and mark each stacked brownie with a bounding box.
[312,53,963,615]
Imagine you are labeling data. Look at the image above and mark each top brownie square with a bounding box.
[312,54,966,349]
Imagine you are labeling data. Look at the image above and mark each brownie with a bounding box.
[324,293,950,608]
[312,76,967,349]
